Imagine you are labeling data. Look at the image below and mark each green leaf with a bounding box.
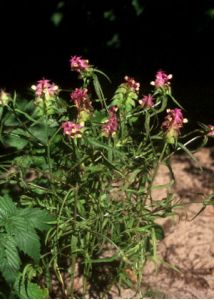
[91,110,107,123]
[14,228,41,263]
[167,93,184,109]
[4,215,41,262]
[0,238,5,261]
[93,68,111,83]
[92,74,105,100]
[5,215,28,235]
[4,128,28,149]
[18,207,55,231]
[177,142,198,165]
[3,112,19,126]
[29,123,55,145]
[14,275,49,299]
[87,138,121,157]
[14,155,33,169]
[14,276,28,299]
[0,195,17,219]
[27,282,49,299]
[5,236,20,269]
[0,235,20,283]
[153,224,165,240]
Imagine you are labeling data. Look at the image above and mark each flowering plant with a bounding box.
[0,56,213,298]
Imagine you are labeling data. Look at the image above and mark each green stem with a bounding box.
[147,142,168,204]
[69,184,78,297]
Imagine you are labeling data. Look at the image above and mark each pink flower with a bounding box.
[162,108,188,143]
[139,94,154,108]
[162,108,186,131]
[70,56,90,72]
[150,70,172,88]
[102,106,118,137]
[61,121,83,138]
[31,79,59,99]
[124,76,140,92]
[70,88,92,111]
[207,125,214,137]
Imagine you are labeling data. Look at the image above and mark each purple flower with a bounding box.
[70,56,90,72]
[151,70,172,88]
[139,94,154,108]
[70,88,92,111]
[162,108,188,143]
[124,76,140,92]
[102,106,118,137]
[31,79,59,99]
[61,121,83,138]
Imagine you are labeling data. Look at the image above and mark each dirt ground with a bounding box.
[110,146,214,299]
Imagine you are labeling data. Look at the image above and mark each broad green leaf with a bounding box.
[14,155,33,169]
[0,195,17,219]
[27,282,49,299]
[0,235,20,283]
[4,128,28,149]
[29,123,55,145]
[4,215,41,262]
[18,207,55,231]
[5,215,28,235]
[0,237,5,261]
[14,228,41,263]
[5,236,20,270]
[3,112,19,126]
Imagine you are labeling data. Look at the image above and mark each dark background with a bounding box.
[0,0,213,128]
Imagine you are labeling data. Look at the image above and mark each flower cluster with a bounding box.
[139,94,154,108]
[70,88,92,112]
[102,106,118,137]
[31,79,59,116]
[162,108,188,143]
[151,70,172,88]
[70,56,90,73]
[28,56,212,145]
[124,76,140,92]
[61,121,83,138]
[31,79,59,100]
